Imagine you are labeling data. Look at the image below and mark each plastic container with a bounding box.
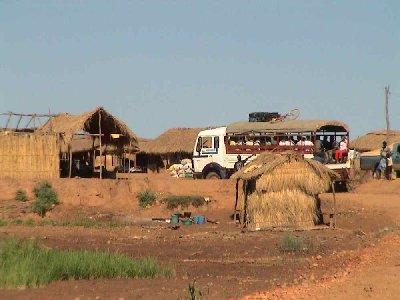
[193,215,206,224]
[182,219,192,225]
[197,215,206,224]
[171,214,180,224]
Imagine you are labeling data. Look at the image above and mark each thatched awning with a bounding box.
[38,107,139,152]
[227,120,348,135]
[232,153,338,194]
[351,130,400,152]
[139,128,204,154]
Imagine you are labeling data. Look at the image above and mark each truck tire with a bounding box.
[205,171,221,180]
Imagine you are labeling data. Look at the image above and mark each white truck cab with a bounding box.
[192,127,254,179]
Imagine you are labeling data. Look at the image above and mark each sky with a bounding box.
[1,1,399,139]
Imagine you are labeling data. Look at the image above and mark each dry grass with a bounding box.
[351,130,400,152]
[247,190,319,229]
[139,128,204,154]
[38,107,139,155]
[233,153,336,194]
[0,133,59,179]
[256,160,332,195]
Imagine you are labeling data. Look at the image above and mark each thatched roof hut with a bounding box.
[232,153,338,230]
[139,128,203,154]
[39,107,139,153]
[351,130,400,152]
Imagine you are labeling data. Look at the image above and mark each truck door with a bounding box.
[193,136,219,173]
[392,143,400,170]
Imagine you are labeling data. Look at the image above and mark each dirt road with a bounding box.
[0,176,399,299]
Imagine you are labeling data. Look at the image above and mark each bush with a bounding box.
[279,233,316,253]
[137,190,156,208]
[10,219,23,226]
[160,195,205,210]
[15,189,28,202]
[32,181,59,217]
[0,220,7,227]
[0,239,172,288]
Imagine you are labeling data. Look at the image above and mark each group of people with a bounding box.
[374,141,393,180]
[228,134,350,164]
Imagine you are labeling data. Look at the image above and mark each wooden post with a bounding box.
[15,115,23,129]
[4,114,12,129]
[242,181,247,229]
[384,85,390,141]
[68,145,73,178]
[331,181,337,228]
[234,179,239,223]
[99,111,102,179]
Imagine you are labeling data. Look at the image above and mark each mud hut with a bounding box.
[351,130,400,152]
[39,107,139,178]
[232,153,338,230]
[137,128,203,172]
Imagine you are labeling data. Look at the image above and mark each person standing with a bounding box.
[386,152,393,180]
[234,155,244,172]
[380,141,391,158]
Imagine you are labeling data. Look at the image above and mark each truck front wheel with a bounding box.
[205,171,221,180]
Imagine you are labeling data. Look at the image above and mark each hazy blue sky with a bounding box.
[1,1,399,139]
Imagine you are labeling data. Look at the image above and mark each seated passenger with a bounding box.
[265,137,272,146]
[298,136,306,146]
[246,138,254,146]
[315,137,324,156]
[279,138,286,146]
[229,137,237,146]
[304,137,314,146]
[335,136,348,163]
[284,138,294,146]
[254,139,261,146]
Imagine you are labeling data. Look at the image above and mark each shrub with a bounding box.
[10,219,23,226]
[0,220,7,227]
[0,239,172,288]
[188,280,203,300]
[32,181,59,217]
[24,219,35,227]
[279,233,316,253]
[160,195,205,210]
[137,190,156,208]
[15,189,28,202]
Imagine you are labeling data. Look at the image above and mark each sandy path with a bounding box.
[245,179,400,300]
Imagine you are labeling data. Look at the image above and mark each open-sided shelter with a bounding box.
[39,107,139,178]
[232,153,338,230]
[137,128,203,172]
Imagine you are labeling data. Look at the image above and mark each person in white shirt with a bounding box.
[304,137,314,146]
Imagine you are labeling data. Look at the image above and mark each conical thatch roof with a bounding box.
[139,128,204,154]
[232,153,338,195]
[351,130,400,152]
[38,107,138,150]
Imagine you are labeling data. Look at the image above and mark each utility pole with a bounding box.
[384,85,390,140]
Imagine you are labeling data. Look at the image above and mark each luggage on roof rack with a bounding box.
[248,112,280,122]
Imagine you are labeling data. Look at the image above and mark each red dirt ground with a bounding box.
[0,174,399,299]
